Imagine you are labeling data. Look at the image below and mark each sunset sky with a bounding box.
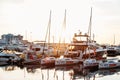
[0,0,120,45]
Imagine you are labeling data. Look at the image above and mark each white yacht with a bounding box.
[0,51,21,65]
[64,32,106,60]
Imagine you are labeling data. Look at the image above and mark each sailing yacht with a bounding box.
[83,8,107,68]
[40,10,57,66]
[22,11,56,65]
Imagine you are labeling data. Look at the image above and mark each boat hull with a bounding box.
[55,60,79,66]
[23,59,41,65]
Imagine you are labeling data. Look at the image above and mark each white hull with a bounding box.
[41,57,56,66]
[55,58,79,66]
[83,59,98,68]
[99,59,120,69]
[99,62,120,69]
[0,52,21,63]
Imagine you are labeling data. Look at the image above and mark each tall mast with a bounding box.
[48,10,51,45]
[62,9,66,44]
[58,10,66,54]
[43,10,51,55]
[63,9,66,31]
[87,7,92,58]
[45,10,51,45]
[88,7,92,41]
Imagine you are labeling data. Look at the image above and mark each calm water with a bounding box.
[1,56,120,80]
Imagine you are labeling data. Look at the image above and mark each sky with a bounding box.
[0,0,120,45]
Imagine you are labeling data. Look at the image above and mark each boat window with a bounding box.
[103,60,107,62]
[66,59,70,60]
[109,61,114,63]
[65,58,70,60]
[92,60,96,62]
[44,49,48,51]
[69,46,74,50]
[50,58,54,59]
[0,56,14,58]
[68,45,87,52]
[35,48,41,51]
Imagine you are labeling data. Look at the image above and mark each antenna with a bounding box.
[25,30,27,40]
[113,34,115,45]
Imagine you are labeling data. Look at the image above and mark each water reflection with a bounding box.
[0,65,16,71]
[73,67,120,80]
[0,64,120,80]
[24,65,40,73]
[98,68,120,76]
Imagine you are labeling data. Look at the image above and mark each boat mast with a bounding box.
[88,7,92,42]
[62,9,66,44]
[48,10,51,45]
[58,9,66,54]
[43,10,51,56]
[87,7,92,58]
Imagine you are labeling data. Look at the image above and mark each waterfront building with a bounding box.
[0,39,7,46]
[1,34,23,45]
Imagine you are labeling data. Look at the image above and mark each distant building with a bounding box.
[0,39,7,46]
[1,34,23,45]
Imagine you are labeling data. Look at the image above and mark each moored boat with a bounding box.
[41,57,56,66]
[55,57,79,66]
[99,58,120,69]
[0,51,21,65]
[83,58,99,69]
[64,32,106,61]
[107,46,118,56]
[64,8,106,60]
[22,50,41,65]
[23,59,41,65]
